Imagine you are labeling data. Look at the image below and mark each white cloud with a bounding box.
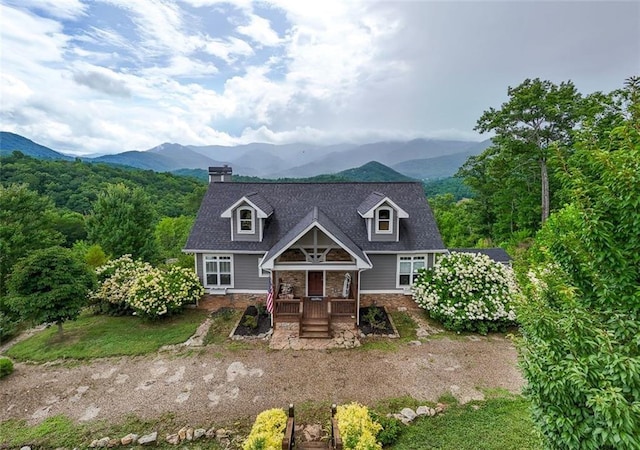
[4,0,87,20]
[236,13,280,46]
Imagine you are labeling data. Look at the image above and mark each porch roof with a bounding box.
[261,206,372,270]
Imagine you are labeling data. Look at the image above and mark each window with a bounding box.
[398,256,425,286]
[376,207,392,234]
[204,255,233,287]
[237,207,254,234]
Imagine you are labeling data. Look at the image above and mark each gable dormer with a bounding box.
[221,192,273,242]
[357,192,409,242]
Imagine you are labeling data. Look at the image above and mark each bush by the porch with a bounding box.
[242,408,288,450]
[412,252,518,335]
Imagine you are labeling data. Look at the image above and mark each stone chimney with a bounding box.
[208,165,232,183]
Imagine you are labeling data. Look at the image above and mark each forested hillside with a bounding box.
[0,152,206,217]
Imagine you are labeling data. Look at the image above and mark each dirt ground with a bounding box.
[1,333,523,428]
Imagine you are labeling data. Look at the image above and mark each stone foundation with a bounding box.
[360,294,420,311]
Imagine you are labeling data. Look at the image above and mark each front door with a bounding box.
[307,271,324,296]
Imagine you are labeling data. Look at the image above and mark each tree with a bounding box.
[7,247,96,335]
[0,184,64,294]
[517,78,640,448]
[474,78,583,225]
[154,216,195,260]
[86,183,158,261]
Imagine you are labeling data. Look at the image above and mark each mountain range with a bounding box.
[0,131,490,180]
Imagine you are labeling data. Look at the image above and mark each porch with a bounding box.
[274,296,357,338]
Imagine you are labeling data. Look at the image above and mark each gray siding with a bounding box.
[370,206,399,242]
[234,254,267,290]
[231,203,261,242]
[360,254,398,290]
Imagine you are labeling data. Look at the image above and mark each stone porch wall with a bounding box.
[276,271,306,298]
[360,294,420,311]
[326,271,351,298]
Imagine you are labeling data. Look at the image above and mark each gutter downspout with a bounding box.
[356,269,364,326]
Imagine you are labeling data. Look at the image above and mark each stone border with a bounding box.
[228,313,272,341]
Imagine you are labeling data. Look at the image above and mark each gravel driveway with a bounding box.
[1,335,523,428]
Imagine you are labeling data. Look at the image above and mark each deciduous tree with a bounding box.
[86,183,158,261]
[7,247,95,335]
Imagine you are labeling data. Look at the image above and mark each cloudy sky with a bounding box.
[1,0,638,156]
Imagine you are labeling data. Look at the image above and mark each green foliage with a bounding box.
[5,309,207,361]
[0,310,19,343]
[412,252,518,335]
[243,314,258,329]
[50,210,87,246]
[154,215,195,260]
[335,402,382,450]
[0,357,13,378]
[84,244,108,268]
[242,408,288,450]
[362,307,386,331]
[86,183,158,261]
[0,153,205,217]
[369,411,402,447]
[0,183,64,294]
[6,246,96,334]
[517,80,640,449]
[429,193,487,247]
[423,177,474,200]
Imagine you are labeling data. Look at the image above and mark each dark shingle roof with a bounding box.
[245,192,273,216]
[185,182,445,252]
[357,192,386,216]
[449,248,512,264]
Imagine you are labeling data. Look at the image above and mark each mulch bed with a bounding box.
[233,305,272,336]
[358,306,395,335]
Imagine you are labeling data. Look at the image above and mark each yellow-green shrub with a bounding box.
[243,408,287,450]
[335,403,382,450]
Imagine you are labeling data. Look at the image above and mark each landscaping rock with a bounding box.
[400,408,417,421]
[108,438,119,447]
[20,446,31,450]
[216,428,230,439]
[205,428,217,438]
[194,428,206,440]
[416,406,429,416]
[186,427,194,441]
[435,403,445,413]
[120,433,138,445]
[178,426,187,441]
[138,431,157,445]
[166,434,180,445]
[408,340,422,346]
[303,424,323,441]
[90,437,110,448]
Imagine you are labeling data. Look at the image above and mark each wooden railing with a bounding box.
[331,404,343,450]
[329,299,356,317]
[282,404,295,450]
[275,299,302,316]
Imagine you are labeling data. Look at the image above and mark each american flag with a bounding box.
[266,278,274,314]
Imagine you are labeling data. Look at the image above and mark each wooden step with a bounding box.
[299,329,332,339]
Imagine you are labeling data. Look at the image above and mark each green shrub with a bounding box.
[91,255,150,315]
[335,403,382,450]
[412,252,518,334]
[243,314,258,329]
[0,357,14,378]
[0,310,19,342]
[369,411,402,447]
[243,408,287,450]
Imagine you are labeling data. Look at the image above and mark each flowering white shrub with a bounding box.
[90,255,152,315]
[129,266,204,319]
[91,255,204,319]
[412,252,518,334]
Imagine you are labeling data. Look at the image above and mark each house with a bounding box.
[184,166,447,336]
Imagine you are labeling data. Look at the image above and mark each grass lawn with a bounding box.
[4,308,207,361]
[0,395,541,449]
[391,395,542,450]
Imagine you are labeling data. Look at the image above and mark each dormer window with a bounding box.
[237,207,254,234]
[375,207,393,234]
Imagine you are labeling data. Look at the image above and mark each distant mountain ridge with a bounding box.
[0,131,489,180]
